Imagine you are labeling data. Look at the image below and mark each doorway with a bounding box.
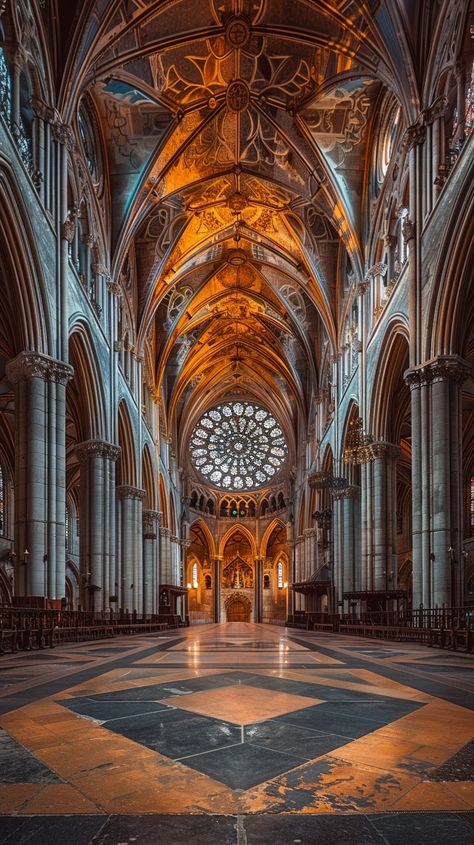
[226,599,250,622]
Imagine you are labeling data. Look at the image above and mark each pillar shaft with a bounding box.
[117,485,145,613]
[6,352,73,600]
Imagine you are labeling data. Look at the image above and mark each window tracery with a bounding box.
[190,401,288,491]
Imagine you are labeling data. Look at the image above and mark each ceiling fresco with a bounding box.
[61,0,421,485]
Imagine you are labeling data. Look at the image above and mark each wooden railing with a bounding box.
[0,606,181,656]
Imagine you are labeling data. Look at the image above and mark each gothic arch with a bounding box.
[141,443,156,510]
[219,523,257,559]
[189,518,216,561]
[68,322,107,441]
[260,518,287,559]
[425,150,474,359]
[117,400,137,486]
[0,157,51,354]
[369,321,410,440]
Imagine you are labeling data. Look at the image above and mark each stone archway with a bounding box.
[225,592,251,622]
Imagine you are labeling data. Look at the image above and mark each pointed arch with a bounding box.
[260,518,287,559]
[369,321,410,441]
[68,321,107,441]
[0,156,51,354]
[142,442,156,510]
[219,523,257,559]
[159,476,169,527]
[189,518,216,561]
[117,400,136,486]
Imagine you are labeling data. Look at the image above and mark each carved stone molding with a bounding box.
[51,121,75,151]
[404,356,471,389]
[226,79,250,112]
[76,440,121,463]
[356,280,369,296]
[160,527,171,538]
[116,485,146,501]
[107,280,122,297]
[331,484,360,500]
[402,121,426,153]
[30,96,58,125]
[423,95,448,125]
[370,441,401,461]
[367,262,387,278]
[6,352,74,386]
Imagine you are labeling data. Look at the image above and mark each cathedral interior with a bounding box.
[0,0,473,842]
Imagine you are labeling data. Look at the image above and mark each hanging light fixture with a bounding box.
[343,416,374,464]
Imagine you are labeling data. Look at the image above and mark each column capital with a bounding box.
[170,534,180,544]
[30,96,58,124]
[402,120,426,152]
[160,526,171,538]
[143,509,159,539]
[367,262,387,279]
[404,356,471,388]
[106,280,123,297]
[422,95,448,124]
[370,441,401,461]
[116,485,146,501]
[6,352,74,385]
[51,120,75,151]
[76,440,121,462]
[331,484,360,501]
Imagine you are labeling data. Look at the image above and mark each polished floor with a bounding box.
[0,623,473,843]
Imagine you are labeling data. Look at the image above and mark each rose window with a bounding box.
[190,401,288,490]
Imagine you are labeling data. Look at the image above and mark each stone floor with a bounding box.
[0,622,473,843]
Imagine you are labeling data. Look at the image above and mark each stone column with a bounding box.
[214,557,222,622]
[117,486,145,613]
[331,486,359,607]
[76,440,120,612]
[159,527,172,585]
[143,509,160,615]
[405,356,470,608]
[6,352,73,599]
[254,556,263,623]
[370,443,401,591]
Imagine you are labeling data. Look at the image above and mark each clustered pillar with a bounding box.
[76,440,121,612]
[142,510,160,615]
[405,356,470,608]
[331,485,359,607]
[117,485,145,613]
[6,352,73,601]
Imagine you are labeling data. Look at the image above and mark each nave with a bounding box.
[0,624,473,844]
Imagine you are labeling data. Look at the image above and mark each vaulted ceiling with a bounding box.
[41,0,433,460]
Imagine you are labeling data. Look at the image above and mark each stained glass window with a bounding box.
[0,48,11,123]
[192,562,198,589]
[190,401,288,490]
[466,61,474,138]
[277,560,284,589]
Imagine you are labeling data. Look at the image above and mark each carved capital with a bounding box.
[425,355,471,385]
[160,527,171,538]
[6,352,73,386]
[405,356,471,389]
[367,262,387,278]
[402,121,426,152]
[116,485,146,501]
[423,95,448,125]
[51,121,75,151]
[370,441,401,461]
[107,280,122,297]
[356,280,369,296]
[76,440,121,463]
[30,96,57,124]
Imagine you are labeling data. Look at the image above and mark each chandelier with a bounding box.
[308,471,350,494]
[343,417,374,464]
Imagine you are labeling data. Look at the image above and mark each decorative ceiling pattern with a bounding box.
[64,0,418,492]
